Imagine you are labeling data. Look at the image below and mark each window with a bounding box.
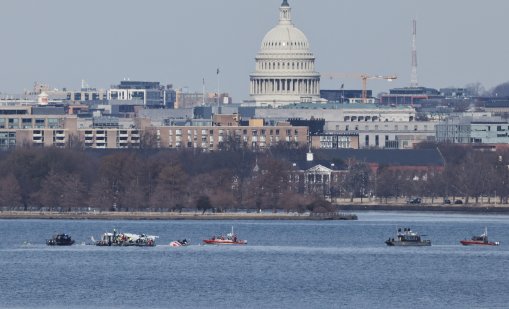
[22,118,32,129]
[8,118,19,129]
[47,118,60,129]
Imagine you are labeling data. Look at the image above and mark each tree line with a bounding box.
[347,144,509,204]
[0,143,507,212]
[0,146,332,213]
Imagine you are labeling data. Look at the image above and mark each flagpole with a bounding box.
[216,68,220,109]
[202,78,205,106]
[341,83,345,103]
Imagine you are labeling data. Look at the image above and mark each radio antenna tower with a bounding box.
[410,19,418,87]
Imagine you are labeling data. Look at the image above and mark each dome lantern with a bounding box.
[279,0,291,25]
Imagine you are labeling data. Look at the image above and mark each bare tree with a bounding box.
[344,160,372,202]
[151,164,190,212]
[0,174,22,210]
[88,177,115,211]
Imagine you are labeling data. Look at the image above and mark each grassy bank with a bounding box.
[0,211,357,220]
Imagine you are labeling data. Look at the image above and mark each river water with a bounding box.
[0,212,508,309]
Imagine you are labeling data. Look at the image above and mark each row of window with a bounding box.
[0,118,61,129]
[263,41,308,48]
[258,60,314,71]
[169,128,299,136]
[66,92,105,101]
[336,124,429,131]
[343,116,414,122]
[168,139,300,150]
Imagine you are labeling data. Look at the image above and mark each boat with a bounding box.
[460,227,500,246]
[385,227,431,246]
[94,229,158,247]
[47,233,75,246]
[203,227,247,245]
[169,239,189,247]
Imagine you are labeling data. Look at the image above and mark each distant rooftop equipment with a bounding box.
[37,92,49,105]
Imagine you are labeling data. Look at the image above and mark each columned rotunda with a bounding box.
[247,0,323,107]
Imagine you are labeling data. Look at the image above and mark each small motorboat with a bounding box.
[460,227,500,246]
[47,233,75,246]
[385,227,431,246]
[203,227,247,245]
[169,239,189,247]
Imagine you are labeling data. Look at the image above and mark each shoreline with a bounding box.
[1,204,509,220]
[337,204,509,214]
[0,211,357,221]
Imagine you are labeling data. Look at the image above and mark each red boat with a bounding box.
[203,227,247,245]
[460,227,500,246]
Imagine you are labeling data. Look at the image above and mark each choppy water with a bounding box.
[1,212,508,309]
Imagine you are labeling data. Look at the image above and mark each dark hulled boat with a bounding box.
[47,233,75,246]
[385,227,431,246]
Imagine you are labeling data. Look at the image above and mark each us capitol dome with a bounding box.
[247,0,323,107]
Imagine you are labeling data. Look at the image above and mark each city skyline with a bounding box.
[1,0,508,100]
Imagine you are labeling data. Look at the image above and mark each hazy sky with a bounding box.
[1,0,508,100]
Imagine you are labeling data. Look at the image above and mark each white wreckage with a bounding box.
[93,230,158,247]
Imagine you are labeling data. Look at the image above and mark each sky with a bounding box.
[1,0,508,101]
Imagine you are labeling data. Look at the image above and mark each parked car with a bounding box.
[444,198,451,204]
[454,199,463,204]
[407,197,421,204]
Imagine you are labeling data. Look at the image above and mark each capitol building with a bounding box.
[247,0,324,107]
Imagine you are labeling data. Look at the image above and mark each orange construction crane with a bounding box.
[322,73,397,103]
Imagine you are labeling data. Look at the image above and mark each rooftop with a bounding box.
[314,149,445,167]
